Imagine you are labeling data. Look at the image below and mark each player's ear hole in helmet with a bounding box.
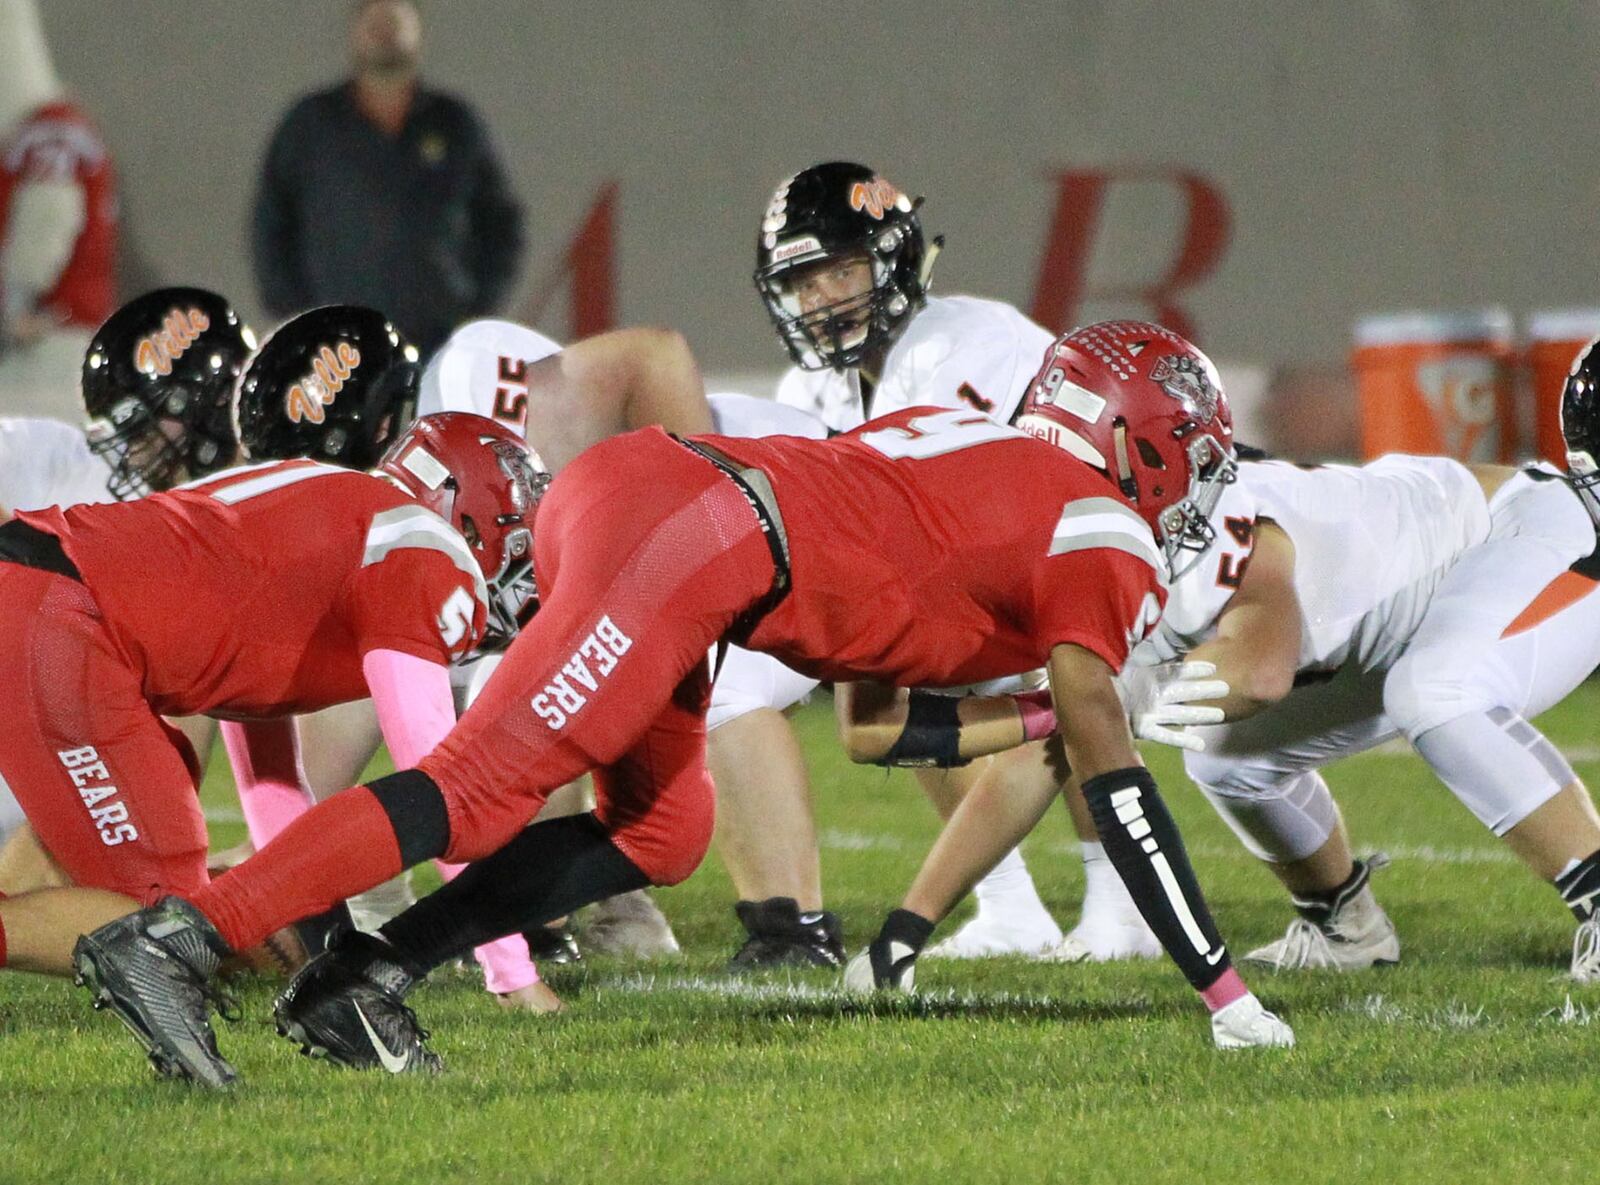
[379,412,552,649]
[1561,335,1600,529]
[754,161,942,373]
[234,305,421,469]
[81,287,255,500]
[1016,319,1237,580]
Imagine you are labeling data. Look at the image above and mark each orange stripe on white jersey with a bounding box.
[1500,569,1600,639]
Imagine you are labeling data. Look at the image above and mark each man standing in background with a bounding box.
[251,0,524,357]
[0,0,117,423]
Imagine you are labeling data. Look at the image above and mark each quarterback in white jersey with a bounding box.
[721,160,1162,969]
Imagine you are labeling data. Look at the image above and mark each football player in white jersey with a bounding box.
[718,160,1156,967]
[1204,345,1600,980]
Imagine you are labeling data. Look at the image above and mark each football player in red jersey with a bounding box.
[76,362,1290,1087]
[0,416,539,1001]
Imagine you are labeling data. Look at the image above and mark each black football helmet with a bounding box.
[81,287,254,499]
[754,161,937,372]
[1561,335,1600,525]
[234,305,420,468]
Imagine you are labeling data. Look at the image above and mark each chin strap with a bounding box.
[918,234,945,292]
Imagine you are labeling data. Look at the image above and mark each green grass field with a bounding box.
[5,689,1600,1183]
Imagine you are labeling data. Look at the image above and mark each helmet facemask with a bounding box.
[756,224,925,373]
[85,388,219,500]
[473,441,550,649]
[1155,433,1237,580]
[1568,447,1600,529]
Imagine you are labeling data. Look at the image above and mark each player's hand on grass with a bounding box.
[843,910,934,993]
[1210,994,1295,1050]
[1113,660,1228,752]
[496,981,566,1013]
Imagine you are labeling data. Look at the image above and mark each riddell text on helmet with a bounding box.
[530,616,634,731]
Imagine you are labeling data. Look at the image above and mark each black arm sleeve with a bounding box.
[1081,766,1233,992]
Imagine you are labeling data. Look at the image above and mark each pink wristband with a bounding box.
[1014,689,1057,742]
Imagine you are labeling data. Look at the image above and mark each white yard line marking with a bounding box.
[815,829,1516,865]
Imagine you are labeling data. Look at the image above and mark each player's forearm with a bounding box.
[836,682,1047,766]
[1047,646,1141,779]
[1047,644,1246,1004]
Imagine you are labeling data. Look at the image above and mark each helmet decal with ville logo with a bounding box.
[133,306,212,377]
[285,343,361,425]
[235,305,418,469]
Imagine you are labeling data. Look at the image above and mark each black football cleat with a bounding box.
[73,897,240,1089]
[273,930,441,1074]
[522,922,583,966]
[728,897,846,971]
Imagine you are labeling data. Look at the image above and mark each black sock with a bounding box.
[1291,855,1375,926]
[1556,849,1600,920]
[380,813,648,972]
[1082,767,1231,991]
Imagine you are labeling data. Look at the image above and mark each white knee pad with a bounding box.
[1187,754,1340,864]
[1411,709,1573,836]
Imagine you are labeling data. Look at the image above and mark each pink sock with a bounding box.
[1199,966,1249,1013]
[434,859,542,994]
[237,781,314,848]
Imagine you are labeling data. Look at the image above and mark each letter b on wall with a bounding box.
[1029,169,1232,342]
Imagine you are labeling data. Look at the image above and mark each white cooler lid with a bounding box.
[1526,308,1600,343]
[1354,308,1513,348]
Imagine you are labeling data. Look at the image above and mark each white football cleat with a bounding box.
[1244,854,1399,972]
[580,889,680,958]
[1571,914,1600,984]
[1041,915,1162,963]
[924,909,1062,960]
[1211,993,1295,1050]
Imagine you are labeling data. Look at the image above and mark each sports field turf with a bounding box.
[5,688,1598,1183]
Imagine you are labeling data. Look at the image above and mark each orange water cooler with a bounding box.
[1525,310,1600,466]
[1352,310,1516,462]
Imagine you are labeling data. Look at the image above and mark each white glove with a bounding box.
[1112,660,1228,752]
[1211,993,1295,1050]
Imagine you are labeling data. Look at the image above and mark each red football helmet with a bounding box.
[1016,320,1236,578]
[379,412,551,645]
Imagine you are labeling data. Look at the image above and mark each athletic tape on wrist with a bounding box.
[879,691,968,768]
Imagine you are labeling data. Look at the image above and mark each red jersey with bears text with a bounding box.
[704,407,1166,687]
[16,460,487,718]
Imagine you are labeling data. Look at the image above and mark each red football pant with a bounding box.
[195,430,775,951]
[423,430,775,878]
[0,564,208,904]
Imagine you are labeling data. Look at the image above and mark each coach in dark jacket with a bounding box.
[251,0,523,357]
